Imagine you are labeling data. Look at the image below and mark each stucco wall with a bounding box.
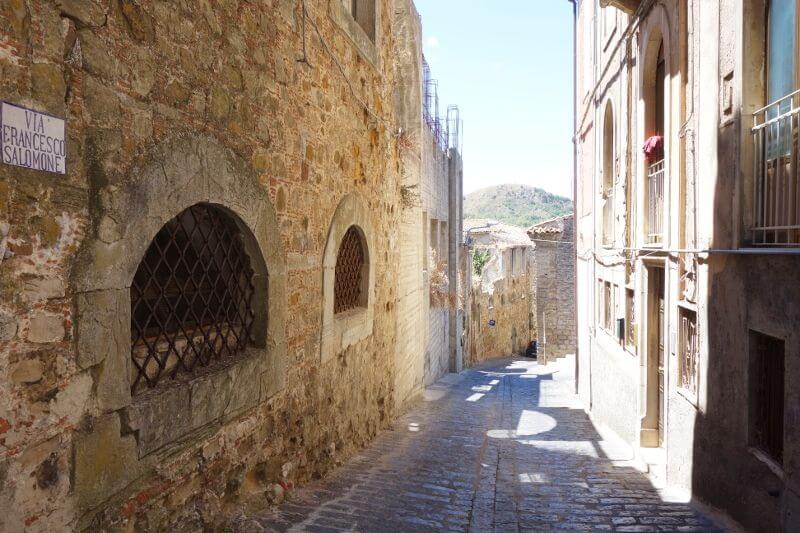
[574,1,800,530]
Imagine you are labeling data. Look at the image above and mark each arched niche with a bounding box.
[70,134,287,478]
[320,193,376,363]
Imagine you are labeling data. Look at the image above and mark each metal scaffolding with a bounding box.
[423,56,463,153]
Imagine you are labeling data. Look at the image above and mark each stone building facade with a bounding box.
[391,0,464,410]
[528,214,576,364]
[464,220,535,366]
[575,0,800,530]
[0,0,461,530]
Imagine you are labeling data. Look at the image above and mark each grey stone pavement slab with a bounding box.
[232,357,731,532]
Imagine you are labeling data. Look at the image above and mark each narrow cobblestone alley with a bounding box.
[234,358,727,532]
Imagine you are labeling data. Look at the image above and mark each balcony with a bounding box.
[646,159,665,245]
[752,90,800,246]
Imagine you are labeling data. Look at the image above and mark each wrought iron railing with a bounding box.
[752,89,800,246]
[647,159,665,244]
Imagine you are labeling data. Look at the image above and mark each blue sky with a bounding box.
[415,0,575,198]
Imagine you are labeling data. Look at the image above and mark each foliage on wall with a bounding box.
[472,249,491,276]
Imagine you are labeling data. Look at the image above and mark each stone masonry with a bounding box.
[0,1,461,530]
[464,220,535,366]
[388,0,463,412]
[529,214,577,363]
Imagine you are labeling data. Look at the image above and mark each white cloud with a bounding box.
[425,36,440,49]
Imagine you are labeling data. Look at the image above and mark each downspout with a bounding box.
[568,0,580,397]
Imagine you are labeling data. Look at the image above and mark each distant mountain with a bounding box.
[464,184,573,228]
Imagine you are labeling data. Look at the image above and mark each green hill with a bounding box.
[464,184,573,228]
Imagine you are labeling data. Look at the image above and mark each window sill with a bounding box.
[322,304,374,363]
[124,346,271,458]
[329,2,379,70]
[749,447,785,480]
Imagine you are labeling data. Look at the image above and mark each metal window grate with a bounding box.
[750,331,785,464]
[130,204,255,394]
[678,309,698,396]
[334,226,365,314]
[603,282,613,331]
[625,289,635,348]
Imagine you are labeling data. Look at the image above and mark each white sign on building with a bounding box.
[1,101,66,175]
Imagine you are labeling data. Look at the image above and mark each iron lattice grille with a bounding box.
[130,204,256,394]
[750,331,785,464]
[334,226,365,314]
[678,309,698,396]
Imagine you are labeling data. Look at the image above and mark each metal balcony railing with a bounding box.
[647,159,665,245]
[752,89,800,246]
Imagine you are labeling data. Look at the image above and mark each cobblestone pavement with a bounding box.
[239,357,728,532]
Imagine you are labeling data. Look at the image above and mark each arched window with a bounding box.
[643,37,666,245]
[320,195,375,363]
[334,226,367,313]
[655,43,665,136]
[130,204,256,394]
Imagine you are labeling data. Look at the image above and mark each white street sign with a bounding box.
[1,101,66,175]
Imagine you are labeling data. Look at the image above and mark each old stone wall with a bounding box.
[0,1,451,530]
[465,240,534,367]
[529,215,576,363]
[390,0,462,409]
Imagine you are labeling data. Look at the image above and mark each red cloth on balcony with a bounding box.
[642,135,664,162]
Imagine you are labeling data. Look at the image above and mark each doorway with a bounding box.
[642,266,665,447]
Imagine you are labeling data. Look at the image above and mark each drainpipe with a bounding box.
[568,0,580,397]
